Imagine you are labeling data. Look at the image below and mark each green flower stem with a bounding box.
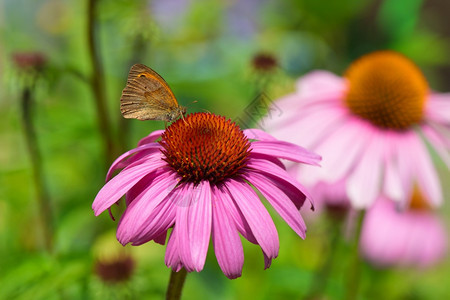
[117,24,148,153]
[345,209,366,300]
[304,213,343,299]
[20,83,53,252]
[166,268,188,300]
[87,0,116,167]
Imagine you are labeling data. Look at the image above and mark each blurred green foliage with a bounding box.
[0,0,449,299]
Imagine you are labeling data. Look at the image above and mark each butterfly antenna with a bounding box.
[180,106,188,124]
[181,113,187,124]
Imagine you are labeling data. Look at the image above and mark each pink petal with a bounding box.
[263,252,272,269]
[295,70,346,97]
[395,133,415,202]
[246,158,314,208]
[244,172,307,239]
[116,170,179,244]
[187,181,212,271]
[270,176,308,209]
[243,128,278,141]
[165,228,183,272]
[92,159,168,215]
[153,231,167,245]
[407,134,442,207]
[383,145,405,202]
[250,140,321,165]
[267,103,347,149]
[360,199,447,268]
[106,144,162,181]
[425,93,450,123]
[175,182,196,272]
[137,130,165,146]
[125,172,160,206]
[211,187,244,279]
[346,131,384,208]
[307,117,372,185]
[421,124,450,169]
[266,94,304,117]
[225,179,279,259]
[213,184,258,244]
[259,94,302,130]
[416,215,447,266]
[130,185,183,245]
[248,153,286,170]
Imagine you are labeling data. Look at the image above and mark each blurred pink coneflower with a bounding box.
[93,112,320,279]
[360,190,447,268]
[263,50,450,208]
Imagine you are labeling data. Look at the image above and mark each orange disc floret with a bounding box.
[409,187,432,211]
[160,113,251,184]
[344,51,428,130]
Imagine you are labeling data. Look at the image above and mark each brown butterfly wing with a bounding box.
[120,64,180,121]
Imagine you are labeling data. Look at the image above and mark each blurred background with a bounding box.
[0,0,449,299]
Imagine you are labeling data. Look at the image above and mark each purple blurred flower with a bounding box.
[93,113,320,279]
[150,0,190,33]
[263,51,450,208]
[360,194,447,268]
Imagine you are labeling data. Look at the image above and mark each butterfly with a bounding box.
[120,64,186,122]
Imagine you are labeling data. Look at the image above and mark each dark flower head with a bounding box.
[12,52,47,72]
[251,53,278,72]
[95,255,135,284]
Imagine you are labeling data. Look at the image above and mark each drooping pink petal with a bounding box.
[106,144,162,181]
[165,228,183,272]
[265,94,305,118]
[300,117,371,188]
[407,133,442,207]
[360,198,447,268]
[394,133,415,202]
[244,172,307,239]
[125,172,160,206]
[213,184,258,244]
[211,187,244,279]
[186,181,212,271]
[308,179,349,209]
[273,175,308,210]
[116,170,179,245]
[175,182,196,272]
[225,179,279,260]
[421,124,450,168]
[248,153,286,170]
[137,130,165,146]
[263,252,272,269]
[153,231,168,245]
[92,159,168,215]
[415,214,447,267]
[247,158,313,208]
[383,139,405,202]
[260,94,303,130]
[130,185,182,245]
[346,130,384,208]
[250,140,321,165]
[266,102,347,149]
[295,70,346,98]
[243,128,277,141]
[425,93,450,124]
